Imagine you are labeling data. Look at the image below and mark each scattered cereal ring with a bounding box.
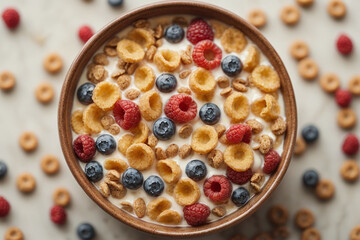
[268,205,288,225]
[251,94,280,122]
[209,20,228,38]
[327,0,346,19]
[224,92,250,123]
[147,197,171,220]
[126,143,154,171]
[348,76,360,96]
[157,209,182,225]
[19,131,38,152]
[134,198,146,218]
[116,39,145,63]
[4,227,24,240]
[104,158,128,173]
[35,82,55,103]
[290,40,309,60]
[189,67,216,99]
[92,81,121,111]
[224,143,254,172]
[296,0,314,7]
[250,65,281,93]
[154,49,181,72]
[53,187,71,207]
[118,134,134,155]
[16,173,36,193]
[41,154,60,175]
[43,53,63,74]
[301,228,321,240]
[280,5,300,25]
[71,110,90,134]
[319,73,340,93]
[0,71,16,91]
[139,90,163,120]
[298,58,319,80]
[220,27,247,53]
[156,159,182,184]
[315,179,335,200]
[294,137,306,155]
[294,208,314,229]
[243,46,260,72]
[248,9,267,28]
[191,125,218,154]
[127,28,155,49]
[129,121,149,143]
[134,64,156,92]
[337,108,357,129]
[350,225,360,240]
[83,103,105,133]
[340,160,359,182]
[174,178,200,206]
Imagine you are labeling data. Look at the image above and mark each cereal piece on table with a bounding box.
[154,49,181,72]
[296,0,314,7]
[209,20,228,38]
[124,88,140,100]
[83,103,105,133]
[53,187,71,207]
[179,70,192,79]
[35,82,55,104]
[250,173,265,192]
[180,45,193,65]
[290,40,309,60]
[127,28,155,49]
[116,74,131,90]
[244,46,260,72]
[221,27,247,53]
[340,160,359,182]
[172,16,188,27]
[348,76,360,96]
[4,227,24,240]
[0,71,16,91]
[267,205,288,225]
[246,119,263,134]
[350,226,360,240]
[220,87,233,97]
[145,45,157,62]
[178,124,193,139]
[252,233,273,240]
[173,178,200,206]
[212,206,226,217]
[116,39,145,63]
[224,143,253,172]
[157,209,182,225]
[133,19,150,28]
[108,124,120,135]
[43,53,63,74]
[247,9,267,28]
[126,143,154,171]
[294,137,307,155]
[179,144,192,159]
[217,76,230,88]
[337,108,357,129]
[232,78,248,92]
[103,158,128,173]
[100,115,115,130]
[99,181,110,197]
[280,5,300,25]
[249,65,280,93]
[107,180,127,199]
[16,173,36,193]
[294,208,314,229]
[271,117,287,136]
[229,234,247,240]
[224,92,250,122]
[120,201,133,213]
[87,65,108,84]
[19,131,38,152]
[93,53,109,66]
[165,144,179,158]
[301,228,321,240]
[155,147,166,160]
[315,179,335,200]
[191,125,218,154]
[147,197,171,220]
[147,134,158,148]
[134,198,146,218]
[139,90,162,121]
[298,58,319,80]
[215,124,226,137]
[272,226,290,239]
[41,154,60,175]
[319,73,340,93]
[177,87,191,95]
[105,170,121,181]
[327,0,346,19]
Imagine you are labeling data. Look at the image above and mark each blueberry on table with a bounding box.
[84,161,103,182]
[199,103,221,125]
[221,55,243,77]
[95,134,116,155]
[185,160,207,181]
[301,125,319,143]
[153,117,176,141]
[0,161,7,179]
[77,82,95,105]
[143,175,164,197]
[108,0,123,7]
[231,187,250,207]
[302,169,319,188]
[122,168,143,190]
[156,73,177,93]
[164,24,185,43]
[77,223,96,240]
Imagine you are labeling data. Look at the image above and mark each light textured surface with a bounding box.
[0,0,359,239]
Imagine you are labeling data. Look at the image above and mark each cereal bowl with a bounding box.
[58,1,297,237]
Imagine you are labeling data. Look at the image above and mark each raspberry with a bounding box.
[203,175,232,203]
[0,196,10,217]
[336,34,353,55]
[335,89,352,107]
[183,203,210,226]
[226,167,253,185]
[2,8,20,29]
[186,19,214,45]
[342,134,359,156]
[73,135,96,163]
[113,100,141,130]
[226,124,252,144]
[263,150,281,174]
[192,40,222,70]
[164,94,197,123]
[50,205,67,225]
[78,25,94,43]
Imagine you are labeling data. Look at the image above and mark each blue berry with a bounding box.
[108,0,123,7]
[122,168,143,190]
[156,73,177,93]
[77,223,95,240]
[221,55,243,77]
[143,175,164,197]
[199,103,221,125]
[185,160,207,181]
[231,187,250,207]
[302,170,319,188]
[301,125,319,143]
[164,24,184,43]
[0,161,7,179]
[95,134,116,155]
[77,83,95,105]
[153,117,176,141]
[84,161,103,182]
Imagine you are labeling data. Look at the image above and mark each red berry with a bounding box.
[73,135,96,163]
[113,100,141,130]
[263,150,281,174]
[0,196,10,217]
[342,134,359,156]
[164,94,197,123]
[336,34,353,55]
[50,205,67,225]
[226,124,252,144]
[335,89,352,107]
[203,175,232,203]
[183,203,210,226]
[2,8,20,29]
[226,167,253,185]
[78,25,94,43]
[186,19,214,45]
[192,40,222,70]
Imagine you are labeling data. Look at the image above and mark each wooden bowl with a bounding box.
[58,1,297,237]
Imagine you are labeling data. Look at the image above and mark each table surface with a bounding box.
[1,0,359,239]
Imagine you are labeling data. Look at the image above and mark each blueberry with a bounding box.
[143,175,164,197]
[156,73,177,93]
[164,24,184,43]
[108,0,123,7]
[122,168,143,190]
[77,223,95,240]
[77,82,95,105]
[221,55,243,77]
[84,161,103,182]
[199,103,221,125]
[231,187,250,207]
[0,161,7,179]
[301,125,319,143]
[302,170,319,188]
[185,160,207,181]
[153,117,176,141]
[95,134,116,155]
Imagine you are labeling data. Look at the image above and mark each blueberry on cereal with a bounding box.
[143,175,165,197]
[221,55,243,77]
[77,82,95,105]
[156,73,177,93]
[301,125,319,143]
[302,170,319,188]
[153,117,176,140]
[185,160,207,181]
[122,168,144,190]
[231,187,250,207]
[164,24,185,43]
[95,134,116,155]
[199,103,221,125]
[0,161,7,179]
[84,161,103,182]
[77,223,96,240]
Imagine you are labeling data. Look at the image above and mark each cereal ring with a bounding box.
[337,108,357,129]
[246,119,263,134]
[272,226,290,239]
[298,58,319,80]
[301,228,321,240]
[174,178,200,206]
[0,71,16,91]
[134,65,156,92]
[83,103,105,133]
[251,94,280,122]
[126,143,154,171]
[130,121,149,143]
[191,125,218,154]
[249,65,281,93]
[134,198,146,218]
[224,143,254,172]
[220,27,247,53]
[139,90,162,121]
[107,180,127,199]
[280,5,300,25]
[209,20,228,38]
[53,187,71,207]
[104,158,128,173]
[243,46,260,72]
[340,160,359,182]
[19,131,38,152]
[350,226,360,240]
[268,205,289,225]
[224,92,250,123]
[319,73,340,93]
[92,81,121,111]
[315,179,335,200]
[154,49,181,72]
[35,82,55,103]
[271,117,287,135]
[41,154,60,175]
[189,67,216,99]
[157,209,182,225]
[207,149,224,169]
[156,159,182,184]
[296,0,314,7]
[290,40,309,60]
[147,197,172,220]
[327,0,346,19]
[43,53,63,74]
[127,28,155,49]
[248,9,267,28]
[294,137,306,155]
[71,110,90,134]
[16,173,36,193]
[118,134,134,155]
[348,76,360,95]
[294,208,314,229]
[116,39,145,63]
[4,227,24,240]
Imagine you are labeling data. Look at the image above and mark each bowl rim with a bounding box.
[58,0,297,237]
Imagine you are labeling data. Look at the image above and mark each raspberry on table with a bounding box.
[2,8,20,29]
[336,34,353,55]
[192,40,222,70]
[263,150,281,174]
[226,167,253,185]
[335,89,352,108]
[183,203,210,226]
[73,135,96,163]
[186,18,214,44]
[226,124,252,144]
[203,175,232,203]
[113,100,141,130]
[50,205,67,225]
[78,25,94,43]
[0,196,10,217]
[342,134,359,156]
[164,94,197,123]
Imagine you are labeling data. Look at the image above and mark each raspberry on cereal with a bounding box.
[226,167,253,185]
[50,205,67,225]
[164,94,197,123]
[335,89,352,108]
[342,134,359,156]
[113,100,141,130]
[336,34,353,55]
[263,150,281,174]
[192,40,222,70]
[78,25,94,43]
[226,124,252,144]
[73,135,96,163]
[2,8,20,29]
[186,18,214,44]
[0,196,10,217]
[203,175,232,203]
[183,203,210,226]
